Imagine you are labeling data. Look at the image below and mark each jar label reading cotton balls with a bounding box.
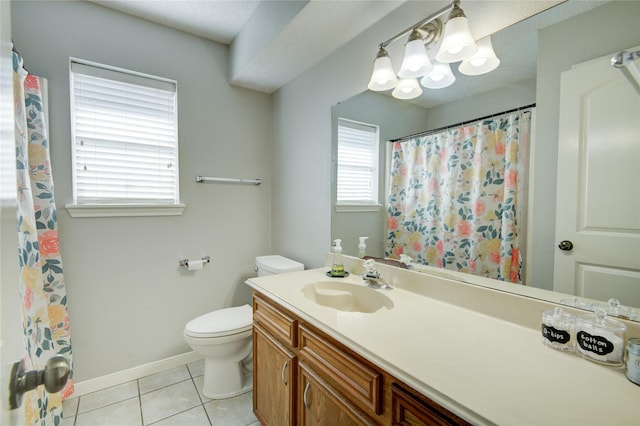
[575,308,626,366]
[577,331,615,355]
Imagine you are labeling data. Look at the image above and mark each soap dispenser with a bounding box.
[331,239,345,277]
[358,237,369,258]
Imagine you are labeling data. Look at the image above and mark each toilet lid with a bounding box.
[185,304,252,338]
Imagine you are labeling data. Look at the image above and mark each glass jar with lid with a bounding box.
[626,338,640,386]
[541,307,575,351]
[576,308,626,366]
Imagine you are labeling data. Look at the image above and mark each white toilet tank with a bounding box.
[255,255,304,276]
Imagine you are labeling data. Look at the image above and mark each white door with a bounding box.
[1,1,26,424]
[554,47,640,308]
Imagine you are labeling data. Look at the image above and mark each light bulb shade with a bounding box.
[368,53,398,91]
[435,16,478,63]
[458,36,500,75]
[392,78,423,100]
[398,39,433,78]
[420,61,456,89]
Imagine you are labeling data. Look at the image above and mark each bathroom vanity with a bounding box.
[246,257,640,425]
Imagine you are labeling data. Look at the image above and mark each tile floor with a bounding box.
[61,359,259,426]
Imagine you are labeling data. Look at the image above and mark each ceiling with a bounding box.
[89,0,407,93]
[91,0,263,45]
[87,0,606,100]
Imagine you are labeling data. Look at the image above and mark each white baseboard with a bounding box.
[72,351,202,397]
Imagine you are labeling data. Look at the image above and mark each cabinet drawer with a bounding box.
[299,324,382,416]
[253,292,298,347]
[391,384,469,426]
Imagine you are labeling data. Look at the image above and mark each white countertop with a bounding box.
[246,267,640,426]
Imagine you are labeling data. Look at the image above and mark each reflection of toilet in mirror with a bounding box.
[183,255,303,399]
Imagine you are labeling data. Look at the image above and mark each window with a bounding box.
[336,118,380,208]
[67,59,183,217]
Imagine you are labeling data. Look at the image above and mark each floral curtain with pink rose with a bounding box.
[14,49,73,424]
[386,109,532,283]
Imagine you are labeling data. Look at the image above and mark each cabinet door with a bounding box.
[298,362,376,426]
[253,324,296,426]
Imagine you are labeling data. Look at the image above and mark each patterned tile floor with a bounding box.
[61,359,259,426]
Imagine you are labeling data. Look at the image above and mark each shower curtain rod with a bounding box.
[389,103,536,143]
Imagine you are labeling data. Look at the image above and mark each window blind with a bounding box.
[70,60,179,205]
[337,119,379,204]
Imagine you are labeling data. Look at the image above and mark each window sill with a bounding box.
[335,204,382,213]
[65,203,185,218]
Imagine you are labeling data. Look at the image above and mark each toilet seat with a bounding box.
[185,304,252,338]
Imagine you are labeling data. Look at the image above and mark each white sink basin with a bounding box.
[302,281,394,313]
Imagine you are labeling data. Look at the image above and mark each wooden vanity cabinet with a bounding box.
[252,290,470,426]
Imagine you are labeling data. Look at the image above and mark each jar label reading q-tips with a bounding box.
[542,325,571,344]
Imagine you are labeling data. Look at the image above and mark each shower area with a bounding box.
[385,106,534,283]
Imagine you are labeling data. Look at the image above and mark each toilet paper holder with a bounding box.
[179,256,211,268]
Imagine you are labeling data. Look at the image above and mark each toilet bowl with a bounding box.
[184,305,253,399]
[184,255,304,399]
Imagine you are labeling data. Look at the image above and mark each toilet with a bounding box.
[183,255,304,399]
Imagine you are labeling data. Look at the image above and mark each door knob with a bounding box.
[9,356,70,409]
[558,240,574,251]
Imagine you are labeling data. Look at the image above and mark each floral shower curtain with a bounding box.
[14,50,73,424]
[386,109,532,283]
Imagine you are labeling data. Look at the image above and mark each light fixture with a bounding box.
[421,61,456,89]
[398,29,433,78]
[435,0,478,63]
[458,36,500,75]
[368,46,398,91]
[367,0,497,100]
[392,78,423,100]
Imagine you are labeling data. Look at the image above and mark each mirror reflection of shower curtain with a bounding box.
[386,109,533,283]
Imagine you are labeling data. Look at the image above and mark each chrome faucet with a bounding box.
[361,259,392,290]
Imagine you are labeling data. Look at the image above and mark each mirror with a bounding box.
[331,0,640,320]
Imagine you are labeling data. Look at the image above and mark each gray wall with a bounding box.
[11,0,272,382]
